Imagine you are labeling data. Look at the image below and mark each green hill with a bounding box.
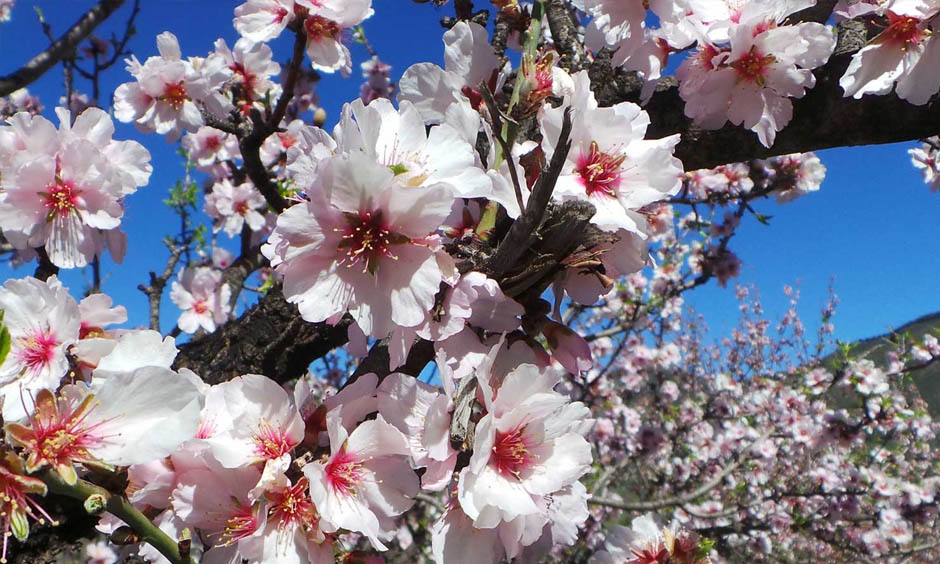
[827,312,940,417]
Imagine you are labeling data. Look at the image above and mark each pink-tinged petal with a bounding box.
[88,367,203,465]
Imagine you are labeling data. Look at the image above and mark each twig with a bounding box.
[487,107,572,277]
[138,243,184,331]
[479,83,526,215]
[0,0,126,97]
[40,469,196,564]
[589,432,769,511]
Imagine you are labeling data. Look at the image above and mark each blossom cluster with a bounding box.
[0,107,152,268]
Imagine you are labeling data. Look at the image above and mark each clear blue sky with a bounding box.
[1,1,937,345]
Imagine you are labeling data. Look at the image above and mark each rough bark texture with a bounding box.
[589,21,940,170]
[173,288,350,384]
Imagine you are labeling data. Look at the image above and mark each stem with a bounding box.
[40,470,195,564]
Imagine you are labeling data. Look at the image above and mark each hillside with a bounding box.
[827,312,940,417]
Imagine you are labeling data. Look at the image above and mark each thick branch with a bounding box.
[173,288,349,384]
[0,0,126,97]
[594,21,940,170]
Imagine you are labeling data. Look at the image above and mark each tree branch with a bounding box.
[0,0,126,97]
[593,21,940,170]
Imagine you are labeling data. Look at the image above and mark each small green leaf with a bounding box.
[0,319,10,368]
[9,507,29,541]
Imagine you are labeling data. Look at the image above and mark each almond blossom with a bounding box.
[169,266,232,334]
[296,0,374,75]
[4,366,203,483]
[204,374,304,468]
[0,276,79,421]
[263,151,457,338]
[840,0,940,104]
[334,97,493,201]
[304,410,418,550]
[457,363,593,533]
[541,70,683,235]
[114,32,231,141]
[676,0,837,147]
[234,0,295,42]
[205,178,268,237]
[400,21,503,124]
[0,108,151,268]
[182,126,240,167]
[214,37,281,113]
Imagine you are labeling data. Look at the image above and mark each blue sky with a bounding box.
[1,0,937,346]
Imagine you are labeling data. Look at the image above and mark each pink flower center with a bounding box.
[882,12,925,46]
[338,210,406,273]
[17,330,58,374]
[251,421,296,460]
[304,15,341,42]
[43,180,80,219]
[278,132,296,149]
[732,47,776,84]
[161,81,188,110]
[576,141,625,198]
[234,200,250,216]
[324,448,364,494]
[219,504,259,546]
[490,427,533,478]
[205,136,222,151]
[631,544,671,564]
[27,394,105,470]
[230,62,258,94]
[268,477,319,532]
[192,300,209,315]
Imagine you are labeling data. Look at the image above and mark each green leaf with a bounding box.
[9,507,29,541]
[0,311,10,368]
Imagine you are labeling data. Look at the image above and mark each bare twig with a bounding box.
[137,242,184,331]
[0,0,126,97]
[487,107,573,277]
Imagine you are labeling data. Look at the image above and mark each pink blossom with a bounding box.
[170,266,232,334]
[840,1,940,104]
[304,410,418,550]
[205,179,268,237]
[263,151,457,338]
[0,276,79,421]
[114,32,231,141]
[296,0,374,75]
[541,70,683,234]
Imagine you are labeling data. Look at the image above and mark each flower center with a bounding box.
[304,15,341,42]
[234,200,250,216]
[337,210,407,273]
[251,420,296,461]
[631,544,671,564]
[268,477,318,532]
[882,12,926,46]
[576,141,625,198]
[205,136,222,151]
[732,47,776,84]
[161,81,188,110]
[43,180,80,219]
[192,300,209,315]
[324,448,364,494]
[491,427,532,478]
[17,330,58,374]
[219,504,259,546]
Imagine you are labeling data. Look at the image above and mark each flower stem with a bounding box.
[39,469,195,564]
